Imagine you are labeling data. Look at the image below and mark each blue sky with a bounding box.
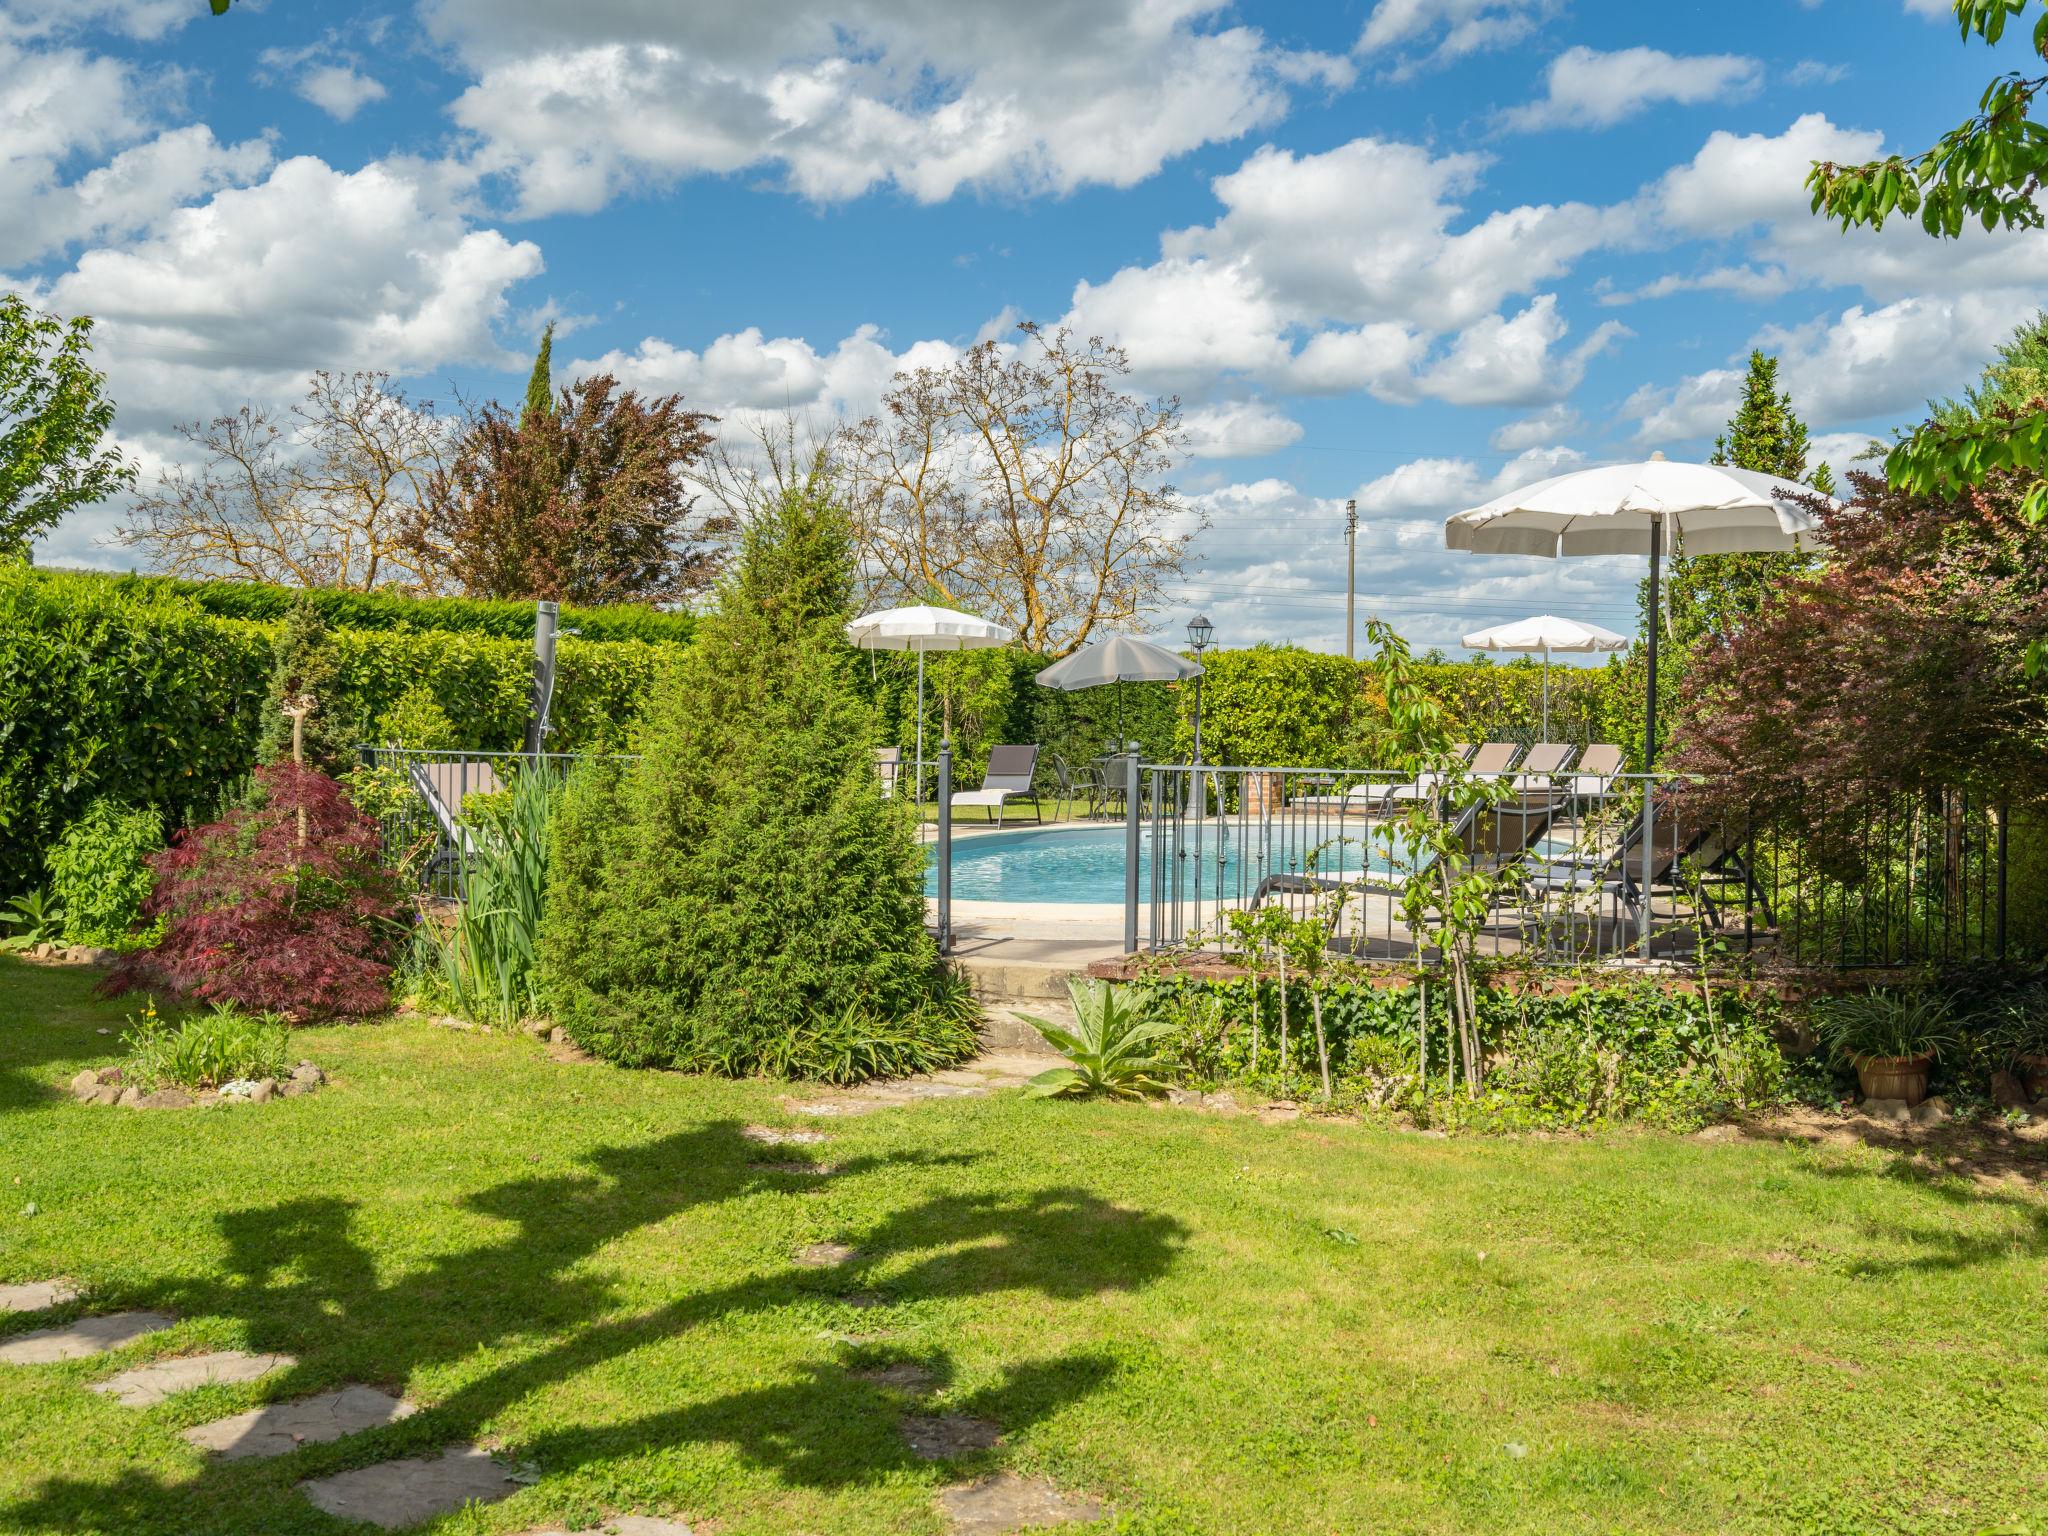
[6,0,2031,654]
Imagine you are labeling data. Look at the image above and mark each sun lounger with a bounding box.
[1509,743,1576,793]
[874,746,903,799]
[950,744,1043,828]
[408,757,504,856]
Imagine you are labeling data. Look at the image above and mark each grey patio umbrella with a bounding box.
[1035,634,1204,749]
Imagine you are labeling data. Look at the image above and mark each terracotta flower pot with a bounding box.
[2019,1054,2048,1100]
[1854,1052,1936,1107]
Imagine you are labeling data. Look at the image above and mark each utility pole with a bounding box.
[1345,498,1358,661]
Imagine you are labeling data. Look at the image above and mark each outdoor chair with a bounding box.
[874,746,902,800]
[1051,753,1108,820]
[1509,743,1576,792]
[1521,804,1770,939]
[950,744,1044,828]
[1377,742,1515,813]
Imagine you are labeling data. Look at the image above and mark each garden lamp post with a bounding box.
[1186,613,1214,766]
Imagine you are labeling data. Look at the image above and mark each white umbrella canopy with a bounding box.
[1445,454,1840,766]
[846,604,1013,809]
[1461,615,1628,740]
[1036,636,1203,750]
[1445,457,1834,559]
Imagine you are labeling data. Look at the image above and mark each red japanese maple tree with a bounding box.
[106,763,405,1018]
[1671,462,2048,822]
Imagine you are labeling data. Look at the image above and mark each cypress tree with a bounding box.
[1660,350,1817,655]
[256,595,361,776]
[539,477,946,1072]
[521,322,554,427]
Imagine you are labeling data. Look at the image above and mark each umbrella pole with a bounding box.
[1541,644,1550,741]
[1640,515,1662,954]
[916,649,927,833]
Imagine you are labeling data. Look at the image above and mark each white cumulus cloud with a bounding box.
[1500,45,1761,132]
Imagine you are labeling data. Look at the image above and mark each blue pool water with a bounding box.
[925,824,1399,905]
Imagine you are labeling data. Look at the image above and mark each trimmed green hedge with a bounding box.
[0,569,688,894]
[29,567,696,644]
[0,567,270,896]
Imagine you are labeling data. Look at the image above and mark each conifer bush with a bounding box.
[539,482,958,1076]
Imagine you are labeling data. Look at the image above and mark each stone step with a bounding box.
[935,1471,1104,1532]
[0,1312,174,1364]
[520,1519,695,1535]
[0,1279,79,1314]
[301,1445,518,1529]
[94,1350,293,1407]
[184,1384,415,1460]
[955,957,1083,1005]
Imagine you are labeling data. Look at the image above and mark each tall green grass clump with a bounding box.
[538,478,964,1078]
[428,766,556,1027]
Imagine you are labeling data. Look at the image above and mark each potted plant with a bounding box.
[1811,989,1957,1107]
[1997,987,2048,1099]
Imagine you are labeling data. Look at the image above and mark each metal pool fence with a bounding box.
[1115,759,2031,969]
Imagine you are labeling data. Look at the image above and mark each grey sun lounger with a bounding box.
[950,743,1043,827]
[408,758,504,857]
[874,746,903,799]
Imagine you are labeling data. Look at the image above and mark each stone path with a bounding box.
[740,1125,830,1146]
[784,1048,1057,1119]
[900,1413,1002,1461]
[0,1279,78,1314]
[935,1472,1104,1533]
[520,1520,695,1536]
[854,1361,937,1393]
[183,1384,415,1460]
[93,1350,293,1407]
[0,1311,174,1364]
[301,1444,518,1529]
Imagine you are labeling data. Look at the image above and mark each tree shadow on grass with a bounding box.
[1,1118,1185,1533]
[1789,1148,2048,1279]
[0,957,134,1119]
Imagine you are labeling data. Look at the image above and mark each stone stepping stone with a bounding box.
[520,1519,695,1536]
[794,1242,856,1268]
[0,1311,174,1364]
[0,1279,78,1314]
[184,1384,415,1459]
[301,1445,517,1529]
[94,1350,293,1407]
[741,1126,829,1146]
[747,1160,839,1176]
[900,1414,1001,1461]
[854,1361,937,1393]
[935,1472,1104,1533]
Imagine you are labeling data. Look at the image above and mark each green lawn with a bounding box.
[2,956,2044,1536]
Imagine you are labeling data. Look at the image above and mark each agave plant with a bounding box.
[1019,979,1174,1100]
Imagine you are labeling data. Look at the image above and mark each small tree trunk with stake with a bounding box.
[1312,986,1330,1102]
[283,699,313,847]
[1276,944,1290,1096]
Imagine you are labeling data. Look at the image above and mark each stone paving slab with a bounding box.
[520,1519,696,1535]
[740,1125,829,1146]
[184,1384,415,1459]
[0,1279,79,1314]
[301,1445,518,1529]
[93,1349,293,1407]
[853,1361,937,1393]
[935,1472,1104,1533]
[900,1414,1002,1460]
[794,1242,856,1268]
[0,1311,174,1364]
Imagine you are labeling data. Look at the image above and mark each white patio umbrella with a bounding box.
[1444,453,1836,767]
[1460,615,1628,740]
[845,604,1013,810]
[1035,635,1203,749]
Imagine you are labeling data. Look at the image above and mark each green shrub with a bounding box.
[1131,972,1792,1130]
[540,483,951,1078]
[121,998,292,1090]
[0,566,268,897]
[1811,988,1958,1063]
[425,766,557,1027]
[369,683,457,750]
[45,798,162,947]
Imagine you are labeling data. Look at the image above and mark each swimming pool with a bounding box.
[925,823,1399,905]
